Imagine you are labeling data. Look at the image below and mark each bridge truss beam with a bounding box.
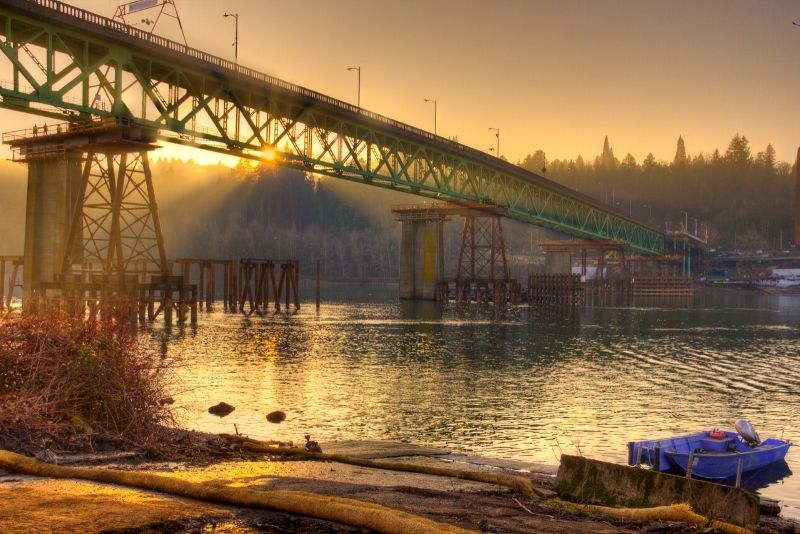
[0,0,664,254]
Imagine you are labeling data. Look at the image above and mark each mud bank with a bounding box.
[0,440,796,533]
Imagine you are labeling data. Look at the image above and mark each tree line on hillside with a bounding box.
[518,135,797,250]
[153,160,403,280]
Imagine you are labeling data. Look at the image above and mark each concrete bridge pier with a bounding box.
[5,118,169,308]
[22,157,82,298]
[397,213,446,300]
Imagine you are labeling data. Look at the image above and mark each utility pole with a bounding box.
[488,127,500,158]
[424,98,437,135]
[223,12,239,63]
[347,66,361,108]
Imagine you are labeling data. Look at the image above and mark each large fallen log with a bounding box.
[583,503,753,534]
[221,433,547,500]
[0,449,477,534]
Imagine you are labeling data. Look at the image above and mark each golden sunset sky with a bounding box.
[1,0,797,165]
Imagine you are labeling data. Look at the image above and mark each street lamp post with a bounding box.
[642,204,652,220]
[690,217,698,236]
[423,98,437,135]
[223,12,239,63]
[488,127,500,158]
[680,210,688,233]
[347,66,361,108]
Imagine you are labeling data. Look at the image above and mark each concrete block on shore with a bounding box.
[554,454,760,528]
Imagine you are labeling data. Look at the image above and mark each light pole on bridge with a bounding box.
[347,66,361,108]
[223,12,239,63]
[488,127,500,158]
[423,98,437,135]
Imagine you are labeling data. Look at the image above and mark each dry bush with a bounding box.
[0,311,174,454]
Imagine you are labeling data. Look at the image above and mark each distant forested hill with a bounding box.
[519,135,797,250]
[151,160,548,280]
[153,160,405,279]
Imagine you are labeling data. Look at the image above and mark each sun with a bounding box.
[262,147,277,162]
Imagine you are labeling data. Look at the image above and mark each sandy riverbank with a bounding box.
[2,439,799,533]
[0,440,648,533]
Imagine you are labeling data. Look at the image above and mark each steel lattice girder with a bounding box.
[62,149,167,276]
[0,0,664,255]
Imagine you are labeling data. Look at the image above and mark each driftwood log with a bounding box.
[0,449,477,534]
[220,433,547,500]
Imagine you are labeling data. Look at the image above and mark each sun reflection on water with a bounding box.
[139,285,800,517]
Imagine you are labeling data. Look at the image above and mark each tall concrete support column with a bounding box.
[398,216,445,300]
[22,157,82,297]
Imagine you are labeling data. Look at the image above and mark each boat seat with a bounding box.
[697,437,737,453]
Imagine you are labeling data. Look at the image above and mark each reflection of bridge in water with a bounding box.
[0,0,704,313]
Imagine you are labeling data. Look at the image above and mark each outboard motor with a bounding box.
[735,418,761,446]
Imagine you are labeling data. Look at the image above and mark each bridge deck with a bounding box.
[0,0,666,254]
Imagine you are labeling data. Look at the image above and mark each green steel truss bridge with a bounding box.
[0,0,664,255]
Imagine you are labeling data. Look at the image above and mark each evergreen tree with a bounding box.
[621,153,637,168]
[755,144,776,170]
[673,135,688,166]
[725,134,751,167]
[600,135,616,170]
[519,150,547,174]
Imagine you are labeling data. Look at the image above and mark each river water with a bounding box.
[140,285,800,517]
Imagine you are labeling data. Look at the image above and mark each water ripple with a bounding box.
[140,287,800,519]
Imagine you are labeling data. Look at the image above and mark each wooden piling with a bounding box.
[207,263,214,311]
[315,259,320,309]
[528,273,584,306]
[0,258,5,310]
[8,260,20,310]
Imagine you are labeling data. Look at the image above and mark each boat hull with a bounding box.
[628,431,791,481]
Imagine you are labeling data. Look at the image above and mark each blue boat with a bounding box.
[627,420,791,481]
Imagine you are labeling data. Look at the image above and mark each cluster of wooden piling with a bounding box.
[236,259,300,315]
[631,276,694,297]
[0,256,22,310]
[6,257,308,324]
[138,275,198,323]
[528,274,584,306]
[32,274,142,323]
[175,258,300,315]
[435,278,522,304]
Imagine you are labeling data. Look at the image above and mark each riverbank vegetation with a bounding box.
[522,134,796,250]
[0,312,174,455]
